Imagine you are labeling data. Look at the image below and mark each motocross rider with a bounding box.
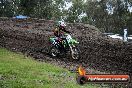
[53,21,70,37]
[52,21,71,50]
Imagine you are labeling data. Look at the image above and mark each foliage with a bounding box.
[0,0,131,34]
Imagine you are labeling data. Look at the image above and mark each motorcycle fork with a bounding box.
[69,45,75,59]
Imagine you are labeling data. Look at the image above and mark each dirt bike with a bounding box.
[49,33,80,60]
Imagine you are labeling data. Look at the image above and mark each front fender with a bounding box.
[69,39,79,45]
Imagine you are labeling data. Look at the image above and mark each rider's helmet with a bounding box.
[57,21,66,30]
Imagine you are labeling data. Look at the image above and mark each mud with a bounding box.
[0,18,132,75]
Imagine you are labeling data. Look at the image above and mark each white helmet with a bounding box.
[58,21,66,27]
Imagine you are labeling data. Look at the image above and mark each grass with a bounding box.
[0,48,99,88]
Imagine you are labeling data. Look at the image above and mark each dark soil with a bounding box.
[0,18,132,75]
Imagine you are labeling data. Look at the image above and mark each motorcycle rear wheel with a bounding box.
[50,46,60,57]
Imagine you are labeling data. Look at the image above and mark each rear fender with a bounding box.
[49,37,56,45]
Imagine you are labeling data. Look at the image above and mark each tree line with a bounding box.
[0,0,132,34]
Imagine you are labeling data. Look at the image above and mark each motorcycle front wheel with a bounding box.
[70,45,80,60]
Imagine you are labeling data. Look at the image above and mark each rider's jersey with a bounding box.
[53,26,70,37]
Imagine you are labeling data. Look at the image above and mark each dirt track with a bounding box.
[0,18,132,74]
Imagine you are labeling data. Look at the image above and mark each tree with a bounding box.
[84,0,132,34]
[65,0,85,23]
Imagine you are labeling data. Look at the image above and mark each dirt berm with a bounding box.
[0,18,132,74]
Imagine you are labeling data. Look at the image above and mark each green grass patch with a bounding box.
[0,48,98,88]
